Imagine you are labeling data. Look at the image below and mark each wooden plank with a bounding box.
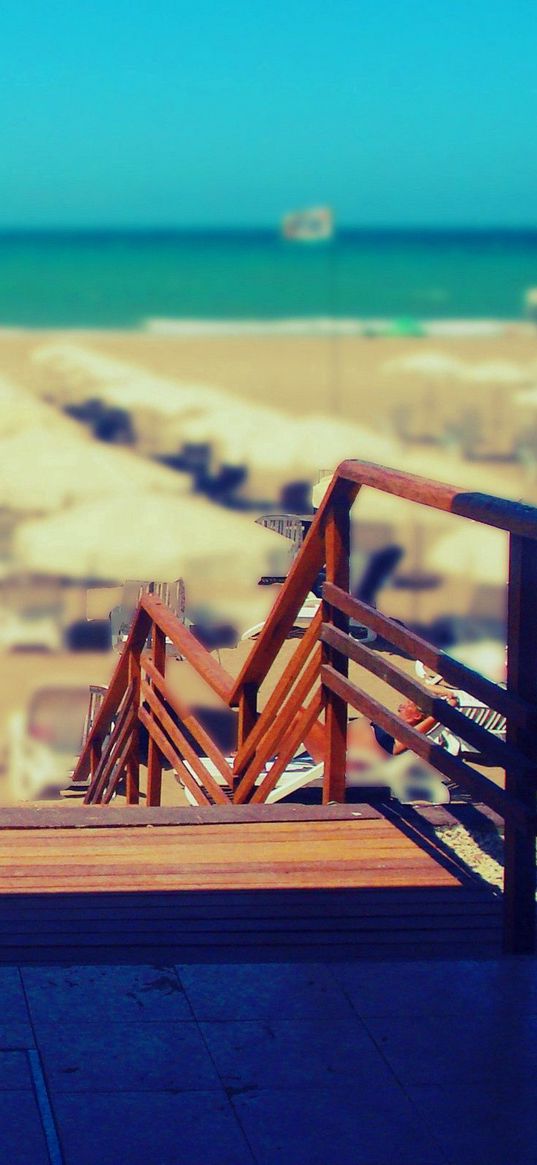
[146,625,166,807]
[126,649,141,806]
[101,730,137,806]
[138,706,213,807]
[234,609,322,774]
[0,893,499,919]
[504,533,537,953]
[323,581,533,728]
[84,690,136,805]
[321,663,534,831]
[237,683,258,770]
[0,911,501,938]
[142,657,235,787]
[0,804,384,829]
[233,647,322,803]
[141,680,230,805]
[323,494,351,803]
[140,595,235,702]
[321,623,530,774]
[251,690,325,803]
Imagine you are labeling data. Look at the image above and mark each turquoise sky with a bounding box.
[1,1,536,227]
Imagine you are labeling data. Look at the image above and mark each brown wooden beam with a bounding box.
[504,534,537,953]
[323,581,533,728]
[321,664,534,833]
[321,623,530,774]
[322,490,352,803]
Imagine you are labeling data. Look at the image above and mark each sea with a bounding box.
[0,228,536,330]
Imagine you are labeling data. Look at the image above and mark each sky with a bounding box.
[1,0,536,228]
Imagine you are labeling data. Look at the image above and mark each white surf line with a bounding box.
[28,1048,64,1165]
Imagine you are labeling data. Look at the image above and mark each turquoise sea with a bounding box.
[0,229,536,329]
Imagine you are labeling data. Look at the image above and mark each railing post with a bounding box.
[504,533,537,953]
[322,490,351,803]
[235,683,258,791]
[126,647,141,805]
[146,624,167,807]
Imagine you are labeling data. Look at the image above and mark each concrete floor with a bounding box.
[2,956,537,1164]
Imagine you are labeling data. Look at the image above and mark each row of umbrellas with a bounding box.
[382,350,536,386]
[32,343,400,498]
[0,377,293,597]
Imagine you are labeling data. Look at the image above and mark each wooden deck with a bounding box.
[0,805,502,961]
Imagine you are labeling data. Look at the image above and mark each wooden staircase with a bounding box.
[72,459,537,953]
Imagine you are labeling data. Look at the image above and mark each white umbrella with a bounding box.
[14,494,293,584]
[0,426,190,514]
[293,416,399,478]
[515,386,537,408]
[32,343,233,456]
[382,350,466,379]
[32,343,223,412]
[426,524,508,586]
[461,360,529,385]
[0,377,69,439]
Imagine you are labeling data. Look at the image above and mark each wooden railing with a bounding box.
[73,459,537,953]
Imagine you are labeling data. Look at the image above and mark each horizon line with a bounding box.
[1,223,537,235]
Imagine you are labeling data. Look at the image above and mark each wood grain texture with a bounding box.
[0,818,470,894]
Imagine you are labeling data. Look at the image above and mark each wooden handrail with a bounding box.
[322,582,533,728]
[337,459,537,538]
[140,594,235,703]
[322,664,534,832]
[320,623,529,775]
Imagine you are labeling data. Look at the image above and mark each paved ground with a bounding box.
[1,956,537,1164]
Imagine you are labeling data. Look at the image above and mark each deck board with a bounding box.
[0,812,501,960]
[0,818,464,893]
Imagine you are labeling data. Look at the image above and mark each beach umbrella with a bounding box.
[0,426,190,514]
[293,416,399,478]
[179,402,305,497]
[182,406,401,499]
[461,360,529,385]
[313,445,522,507]
[32,342,234,455]
[13,494,293,584]
[382,350,466,379]
[515,386,537,409]
[426,524,508,587]
[0,378,70,439]
[401,448,523,500]
[32,342,223,412]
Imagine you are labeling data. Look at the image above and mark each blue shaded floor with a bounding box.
[2,957,537,1164]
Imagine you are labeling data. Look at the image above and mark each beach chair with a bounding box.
[179,739,450,807]
[415,661,507,758]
